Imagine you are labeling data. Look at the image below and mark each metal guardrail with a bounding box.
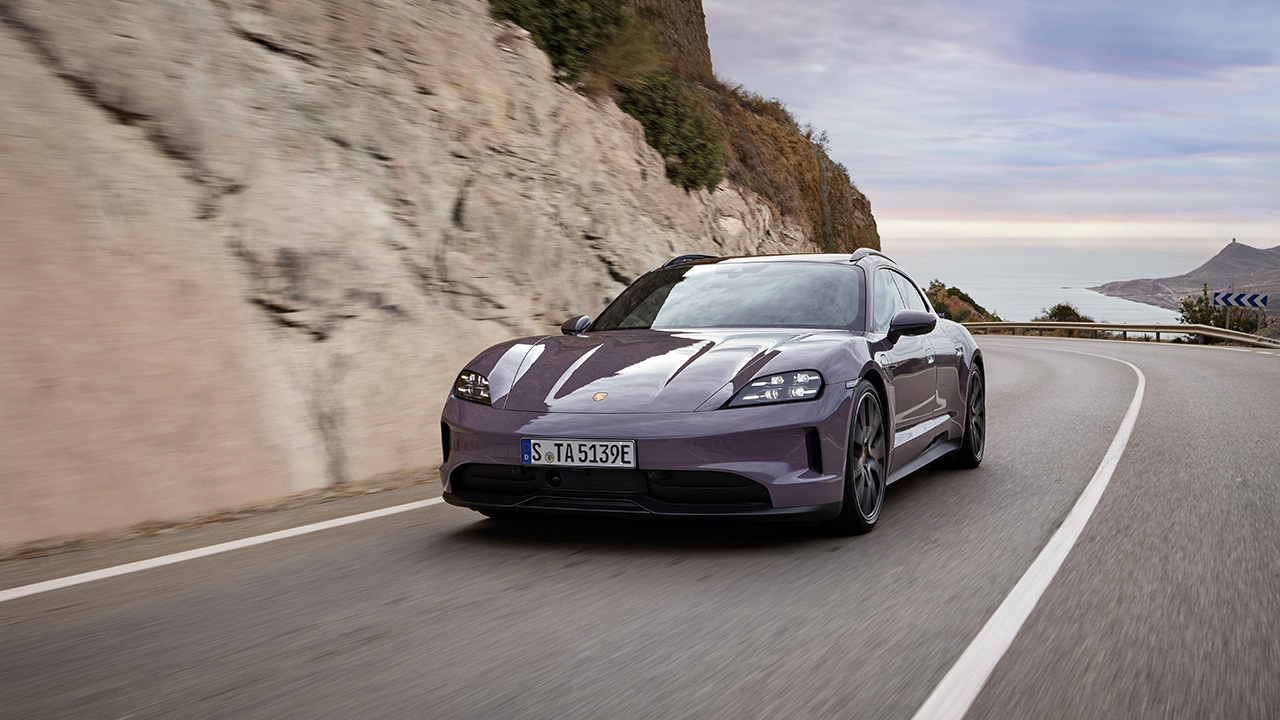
[962,321,1280,349]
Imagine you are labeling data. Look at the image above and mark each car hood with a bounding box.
[497,329,853,413]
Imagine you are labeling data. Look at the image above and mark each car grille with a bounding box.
[647,472,770,505]
[452,464,770,506]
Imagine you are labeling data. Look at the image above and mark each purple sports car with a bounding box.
[440,250,985,534]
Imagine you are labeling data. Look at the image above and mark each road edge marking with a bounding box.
[0,497,446,604]
[911,349,1145,720]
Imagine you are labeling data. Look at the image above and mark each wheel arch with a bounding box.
[856,363,893,457]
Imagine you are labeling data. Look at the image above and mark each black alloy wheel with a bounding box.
[949,366,986,469]
[832,380,887,535]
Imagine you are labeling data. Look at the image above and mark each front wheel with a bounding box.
[830,380,887,535]
[947,365,986,469]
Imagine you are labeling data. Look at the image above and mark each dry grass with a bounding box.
[707,80,878,253]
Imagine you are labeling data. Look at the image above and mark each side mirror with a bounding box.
[561,315,592,335]
[887,309,936,344]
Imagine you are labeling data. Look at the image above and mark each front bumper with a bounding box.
[440,389,854,520]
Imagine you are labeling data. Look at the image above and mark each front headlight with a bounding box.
[727,370,824,408]
[454,370,491,405]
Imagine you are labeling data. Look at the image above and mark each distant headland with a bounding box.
[1091,240,1280,316]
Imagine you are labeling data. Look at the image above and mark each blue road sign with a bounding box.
[1213,292,1269,308]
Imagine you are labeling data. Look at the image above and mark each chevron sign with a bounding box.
[1213,292,1269,308]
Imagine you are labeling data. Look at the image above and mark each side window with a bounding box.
[873,268,908,333]
[892,272,930,314]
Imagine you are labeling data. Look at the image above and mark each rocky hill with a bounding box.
[0,0,876,546]
[925,282,1001,323]
[1092,241,1280,316]
[629,0,715,81]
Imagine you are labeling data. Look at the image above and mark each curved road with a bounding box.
[1,337,1277,719]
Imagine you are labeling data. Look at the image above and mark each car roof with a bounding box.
[672,251,902,271]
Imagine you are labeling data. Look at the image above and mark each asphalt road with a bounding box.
[1,337,1277,720]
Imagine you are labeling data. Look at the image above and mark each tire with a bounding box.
[830,380,888,535]
[948,365,986,469]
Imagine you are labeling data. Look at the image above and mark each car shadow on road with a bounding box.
[440,511,831,553]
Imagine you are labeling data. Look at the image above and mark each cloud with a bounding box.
[1013,0,1280,78]
[703,0,1280,241]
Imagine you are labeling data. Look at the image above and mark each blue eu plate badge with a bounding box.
[520,438,532,464]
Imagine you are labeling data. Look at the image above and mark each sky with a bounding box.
[702,0,1280,250]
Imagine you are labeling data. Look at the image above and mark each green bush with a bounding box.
[489,0,724,191]
[489,0,624,83]
[1179,283,1262,337]
[1036,302,1094,323]
[619,75,725,191]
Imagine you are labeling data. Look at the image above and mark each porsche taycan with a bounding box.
[440,250,985,534]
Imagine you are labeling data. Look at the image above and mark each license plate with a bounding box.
[520,438,636,468]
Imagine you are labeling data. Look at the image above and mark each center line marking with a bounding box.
[0,497,446,604]
[911,349,1145,720]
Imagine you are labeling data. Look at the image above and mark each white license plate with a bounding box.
[520,438,636,468]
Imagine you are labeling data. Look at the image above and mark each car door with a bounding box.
[893,272,964,440]
[871,268,938,472]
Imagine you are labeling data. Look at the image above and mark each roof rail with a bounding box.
[661,254,717,268]
[849,248,894,264]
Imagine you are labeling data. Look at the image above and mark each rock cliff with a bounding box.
[0,0,875,546]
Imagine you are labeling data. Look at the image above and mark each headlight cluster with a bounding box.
[728,370,823,408]
[454,370,491,405]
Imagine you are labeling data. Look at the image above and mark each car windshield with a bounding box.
[592,262,865,331]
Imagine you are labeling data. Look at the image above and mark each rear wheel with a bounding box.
[830,380,887,535]
[948,366,986,469]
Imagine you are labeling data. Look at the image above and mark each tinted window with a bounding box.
[592,262,865,331]
[892,271,930,314]
[872,268,908,333]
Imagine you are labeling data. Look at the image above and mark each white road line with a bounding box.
[978,335,1280,353]
[0,497,446,604]
[911,350,1145,720]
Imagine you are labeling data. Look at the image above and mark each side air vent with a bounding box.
[441,423,452,463]
[805,428,824,475]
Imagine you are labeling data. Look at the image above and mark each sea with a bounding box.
[886,242,1214,324]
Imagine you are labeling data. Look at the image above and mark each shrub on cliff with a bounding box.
[490,0,724,191]
[618,74,725,191]
[489,0,624,83]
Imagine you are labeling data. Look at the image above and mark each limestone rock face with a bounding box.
[0,0,849,545]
